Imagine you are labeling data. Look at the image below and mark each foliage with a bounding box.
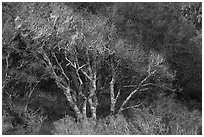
[2,2,202,135]
[2,2,115,120]
[111,2,202,100]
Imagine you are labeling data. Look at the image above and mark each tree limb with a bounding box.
[119,72,154,112]
[52,52,70,82]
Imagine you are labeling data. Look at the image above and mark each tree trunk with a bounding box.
[110,54,116,114]
[88,94,98,120]
[88,78,98,120]
[64,87,83,121]
[88,68,98,120]
[84,49,98,120]
[110,75,116,114]
[82,99,87,119]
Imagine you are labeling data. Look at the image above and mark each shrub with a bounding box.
[53,114,131,135]
[95,114,131,135]
[123,107,166,135]
[2,107,46,135]
[51,94,202,135]
[122,92,202,135]
[151,93,202,135]
[53,115,84,135]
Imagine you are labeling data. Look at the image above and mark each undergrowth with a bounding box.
[53,93,202,135]
[2,106,46,135]
[2,94,202,135]
[53,114,131,135]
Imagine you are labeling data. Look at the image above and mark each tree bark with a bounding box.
[64,87,83,121]
[88,73,98,120]
[110,65,116,114]
[65,87,83,120]
[85,49,98,120]
[88,93,98,120]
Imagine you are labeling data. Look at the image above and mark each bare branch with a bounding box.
[65,53,76,68]
[123,85,138,88]
[5,55,9,78]
[77,64,87,71]
[115,89,120,102]
[74,54,85,86]
[119,102,143,112]
[141,83,156,87]
[39,46,67,90]
[119,72,153,112]
[157,85,176,92]
[64,50,86,99]
[81,69,92,80]
[52,52,70,82]
[138,88,150,92]
[66,62,71,67]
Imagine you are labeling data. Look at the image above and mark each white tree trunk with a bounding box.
[64,87,83,121]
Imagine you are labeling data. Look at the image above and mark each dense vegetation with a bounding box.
[2,2,202,135]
